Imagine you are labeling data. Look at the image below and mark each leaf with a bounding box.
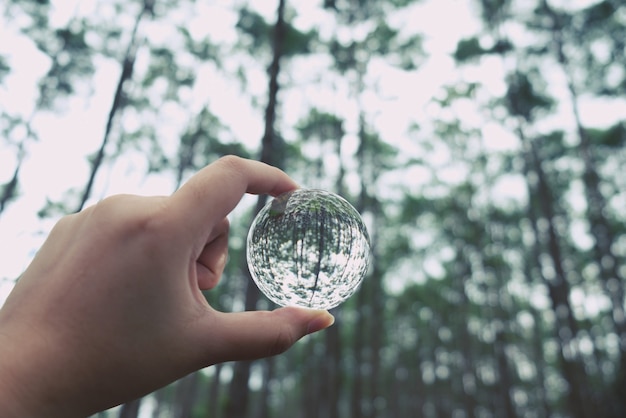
[178,27,218,62]
[0,56,10,83]
[329,39,356,72]
[505,73,553,120]
[582,0,616,27]
[366,21,398,55]
[296,108,344,141]
[283,25,316,57]
[235,8,315,57]
[585,123,626,148]
[454,37,486,62]
[236,8,270,51]
[479,0,507,21]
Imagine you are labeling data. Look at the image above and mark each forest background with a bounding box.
[1,0,626,417]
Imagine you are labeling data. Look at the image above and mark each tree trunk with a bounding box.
[453,242,478,418]
[520,214,553,418]
[542,0,626,357]
[349,286,366,418]
[323,311,342,418]
[207,363,223,418]
[257,357,275,418]
[75,2,149,212]
[521,132,592,418]
[544,8,626,413]
[224,1,287,416]
[301,338,320,418]
[174,372,200,418]
[493,328,516,418]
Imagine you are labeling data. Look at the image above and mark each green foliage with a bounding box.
[582,0,617,27]
[142,46,195,98]
[479,0,507,21]
[236,8,316,57]
[178,27,219,62]
[296,108,344,141]
[36,21,95,108]
[454,37,484,62]
[365,20,423,70]
[585,123,626,148]
[454,36,512,62]
[328,39,357,73]
[367,21,399,55]
[37,192,77,218]
[0,56,10,83]
[505,72,553,120]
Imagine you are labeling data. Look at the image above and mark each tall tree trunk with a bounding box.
[257,357,275,418]
[301,338,320,418]
[452,241,478,418]
[350,112,370,418]
[207,363,223,418]
[322,126,347,418]
[520,131,592,418]
[174,372,200,418]
[224,1,287,416]
[520,205,553,418]
[323,321,342,418]
[541,6,626,413]
[493,327,516,418]
[75,2,150,212]
[349,289,366,418]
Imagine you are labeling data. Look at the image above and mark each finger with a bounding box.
[202,308,334,364]
[170,156,298,234]
[196,218,229,290]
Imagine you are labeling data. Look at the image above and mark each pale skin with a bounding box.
[0,156,334,418]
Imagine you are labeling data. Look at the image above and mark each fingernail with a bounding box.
[306,312,335,335]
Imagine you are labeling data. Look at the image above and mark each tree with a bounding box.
[224,1,289,416]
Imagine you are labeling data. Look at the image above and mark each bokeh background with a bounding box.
[1,0,625,417]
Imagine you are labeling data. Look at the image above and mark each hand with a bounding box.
[0,156,334,417]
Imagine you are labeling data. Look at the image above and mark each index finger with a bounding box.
[170,155,298,231]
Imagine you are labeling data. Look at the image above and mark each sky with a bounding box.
[1,0,624,310]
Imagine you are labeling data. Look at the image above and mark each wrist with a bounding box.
[0,326,43,417]
[0,310,84,418]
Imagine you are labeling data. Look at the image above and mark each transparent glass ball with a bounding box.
[246,189,370,310]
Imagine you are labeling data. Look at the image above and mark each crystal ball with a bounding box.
[246,189,370,310]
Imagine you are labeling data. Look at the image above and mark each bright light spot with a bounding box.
[491,174,528,206]
[423,258,445,279]
[569,219,594,251]
[578,95,626,128]
[482,122,520,151]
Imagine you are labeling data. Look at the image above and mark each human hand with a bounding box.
[0,156,334,417]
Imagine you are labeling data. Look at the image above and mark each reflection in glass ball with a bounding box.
[246,189,371,310]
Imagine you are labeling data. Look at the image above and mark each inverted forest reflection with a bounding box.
[247,189,370,310]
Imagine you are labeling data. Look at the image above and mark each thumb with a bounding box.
[205,307,335,364]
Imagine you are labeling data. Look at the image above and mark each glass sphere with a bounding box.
[246,189,370,310]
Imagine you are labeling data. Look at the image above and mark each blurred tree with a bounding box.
[224,1,289,416]
[448,1,626,416]
[537,5,626,415]
[76,0,152,212]
[1,0,95,215]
